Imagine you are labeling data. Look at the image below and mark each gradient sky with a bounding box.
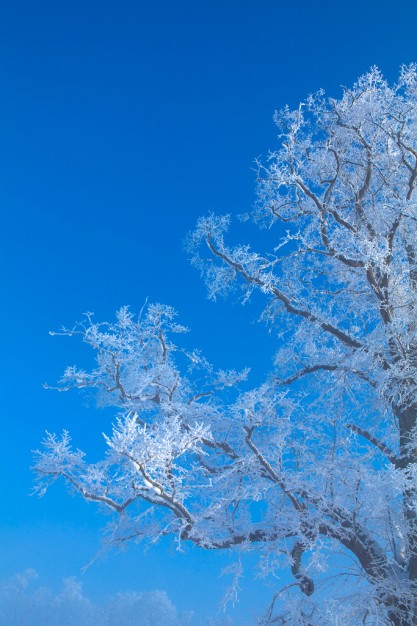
[2,0,417,622]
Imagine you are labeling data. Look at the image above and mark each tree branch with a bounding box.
[346,423,399,467]
[206,235,363,350]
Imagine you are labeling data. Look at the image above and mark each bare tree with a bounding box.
[35,66,417,625]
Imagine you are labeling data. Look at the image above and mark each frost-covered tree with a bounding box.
[34,65,417,625]
[0,570,207,626]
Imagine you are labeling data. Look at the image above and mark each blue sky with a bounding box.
[2,0,417,621]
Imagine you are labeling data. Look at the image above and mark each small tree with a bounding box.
[34,66,417,625]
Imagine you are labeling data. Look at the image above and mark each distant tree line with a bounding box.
[0,570,235,626]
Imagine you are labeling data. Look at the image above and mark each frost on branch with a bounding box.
[34,303,264,550]
[36,66,417,625]
[186,65,417,625]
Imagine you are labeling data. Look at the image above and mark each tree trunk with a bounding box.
[395,402,417,625]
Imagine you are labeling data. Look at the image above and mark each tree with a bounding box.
[34,65,417,625]
[0,570,209,626]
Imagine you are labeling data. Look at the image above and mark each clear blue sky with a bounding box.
[2,0,417,621]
